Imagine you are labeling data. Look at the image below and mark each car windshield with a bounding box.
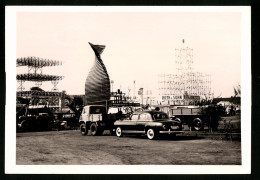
[90,107,106,114]
[152,113,169,120]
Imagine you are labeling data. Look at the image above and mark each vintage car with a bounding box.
[114,110,183,140]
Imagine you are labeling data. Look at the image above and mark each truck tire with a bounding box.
[193,118,204,131]
[90,123,99,136]
[80,124,88,136]
[115,127,123,137]
[174,118,181,123]
[146,128,157,140]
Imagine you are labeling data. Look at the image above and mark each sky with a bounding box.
[16,9,242,97]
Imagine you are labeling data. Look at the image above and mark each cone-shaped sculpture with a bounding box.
[85,42,110,105]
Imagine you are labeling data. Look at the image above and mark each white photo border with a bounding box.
[5,6,251,174]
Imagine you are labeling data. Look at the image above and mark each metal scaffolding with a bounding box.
[16,57,64,109]
[158,41,212,104]
[16,57,63,91]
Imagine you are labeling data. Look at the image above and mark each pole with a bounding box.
[134,80,136,99]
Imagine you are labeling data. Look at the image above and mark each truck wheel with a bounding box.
[80,124,88,136]
[115,127,123,137]
[90,123,99,136]
[174,118,181,123]
[193,118,204,131]
[146,128,157,140]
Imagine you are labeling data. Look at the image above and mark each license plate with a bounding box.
[171,126,179,130]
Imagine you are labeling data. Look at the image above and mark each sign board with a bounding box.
[161,95,183,101]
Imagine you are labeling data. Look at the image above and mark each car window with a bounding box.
[153,113,169,120]
[131,114,139,120]
[139,114,146,120]
[146,114,153,120]
[139,113,153,121]
[90,107,106,114]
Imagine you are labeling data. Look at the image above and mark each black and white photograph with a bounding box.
[5,6,251,174]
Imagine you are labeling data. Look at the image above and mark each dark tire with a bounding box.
[174,118,182,124]
[146,128,157,140]
[193,118,204,131]
[115,127,123,137]
[80,124,88,136]
[90,123,99,136]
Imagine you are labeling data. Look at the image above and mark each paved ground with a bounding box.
[16,130,241,165]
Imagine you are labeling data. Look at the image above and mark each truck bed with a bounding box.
[171,108,201,116]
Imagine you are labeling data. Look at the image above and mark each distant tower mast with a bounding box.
[133,80,136,99]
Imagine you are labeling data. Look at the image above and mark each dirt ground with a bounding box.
[16,130,241,165]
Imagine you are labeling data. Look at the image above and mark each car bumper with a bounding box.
[159,130,183,134]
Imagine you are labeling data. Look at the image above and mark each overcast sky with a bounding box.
[16,9,242,97]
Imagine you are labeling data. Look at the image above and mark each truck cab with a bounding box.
[79,105,112,136]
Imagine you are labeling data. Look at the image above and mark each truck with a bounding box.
[79,105,118,136]
[169,105,224,131]
[52,104,83,130]
[16,105,54,132]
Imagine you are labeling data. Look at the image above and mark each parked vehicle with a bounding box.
[169,105,224,131]
[52,113,79,130]
[16,103,55,132]
[17,112,53,132]
[79,105,116,136]
[114,110,183,140]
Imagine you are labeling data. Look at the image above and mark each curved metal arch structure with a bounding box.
[85,42,110,105]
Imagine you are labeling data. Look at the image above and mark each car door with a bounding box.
[136,113,151,132]
[120,113,139,132]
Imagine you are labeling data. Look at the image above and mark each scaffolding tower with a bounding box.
[158,41,212,104]
[16,57,64,109]
[16,57,63,91]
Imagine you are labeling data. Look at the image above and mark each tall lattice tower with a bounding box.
[158,39,212,104]
[174,40,194,95]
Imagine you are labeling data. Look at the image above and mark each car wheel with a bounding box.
[146,128,157,140]
[193,118,204,131]
[90,123,99,136]
[80,124,88,136]
[116,127,123,137]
